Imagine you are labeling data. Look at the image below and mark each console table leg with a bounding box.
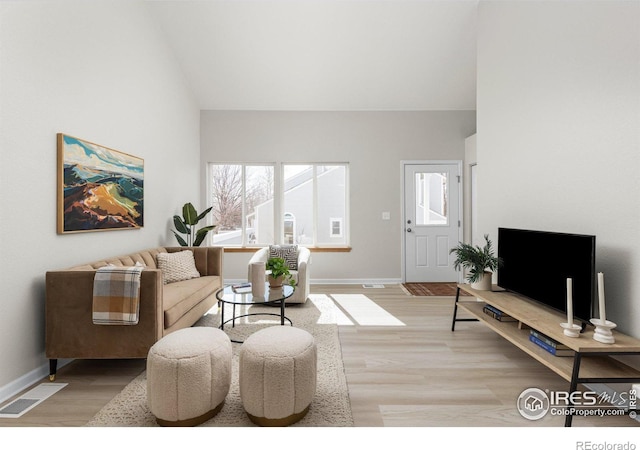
[565,352,582,427]
[451,287,461,331]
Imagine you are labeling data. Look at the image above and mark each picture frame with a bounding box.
[57,133,144,234]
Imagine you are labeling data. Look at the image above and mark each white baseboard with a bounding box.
[0,359,72,405]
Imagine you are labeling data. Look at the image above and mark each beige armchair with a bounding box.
[248,246,310,303]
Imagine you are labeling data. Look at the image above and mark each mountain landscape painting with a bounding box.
[57,134,144,233]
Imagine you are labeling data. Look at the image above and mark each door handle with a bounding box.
[406,228,412,233]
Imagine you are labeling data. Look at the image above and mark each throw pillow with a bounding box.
[157,250,200,284]
[269,244,298,270]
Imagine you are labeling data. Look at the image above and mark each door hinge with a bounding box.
[457,175,461,183]
[458,220,461,227]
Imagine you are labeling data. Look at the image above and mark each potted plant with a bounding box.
[449,234,502,290]
[265,257,294,288]
[172,202,216,246]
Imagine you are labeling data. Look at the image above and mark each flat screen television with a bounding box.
[497,228,595,325]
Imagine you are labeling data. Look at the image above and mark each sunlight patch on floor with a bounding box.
[309,294,354,325]
[330,294,405,326]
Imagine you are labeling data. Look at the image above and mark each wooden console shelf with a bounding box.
[451,283,640,427]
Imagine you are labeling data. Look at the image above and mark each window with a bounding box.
[208,162,349,247]
[209,164,274,246]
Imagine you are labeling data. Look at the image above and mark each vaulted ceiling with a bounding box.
[147,0,478,111]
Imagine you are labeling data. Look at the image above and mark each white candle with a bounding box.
[566,278,573,325]
[598,272,606,322]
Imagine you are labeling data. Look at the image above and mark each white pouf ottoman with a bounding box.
[239,326,317,426]
[147,327,232,426]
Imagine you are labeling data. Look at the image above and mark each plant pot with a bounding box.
[268,275,284,288]
[470,272,492,291]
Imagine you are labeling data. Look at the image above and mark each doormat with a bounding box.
[401,282,471,297]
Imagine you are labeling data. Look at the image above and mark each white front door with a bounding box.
[403,162,461,282]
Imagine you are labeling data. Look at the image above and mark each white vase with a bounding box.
[250,262,265,297]
[470,272,492,291]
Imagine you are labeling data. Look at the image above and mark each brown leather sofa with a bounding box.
[45,246,223,380]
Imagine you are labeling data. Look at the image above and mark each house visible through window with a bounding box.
[208,162,349,247]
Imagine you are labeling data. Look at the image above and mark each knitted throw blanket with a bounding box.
[92,265,143,325]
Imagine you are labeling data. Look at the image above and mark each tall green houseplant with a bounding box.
[172,202,216,247]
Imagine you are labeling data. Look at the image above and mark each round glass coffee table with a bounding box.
[215,282,294,343]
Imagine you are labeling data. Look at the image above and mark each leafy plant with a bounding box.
[450,234,502,283]
[266,257,295,286]
[172,202,216,247]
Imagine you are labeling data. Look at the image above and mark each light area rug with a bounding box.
[86,295,354,427]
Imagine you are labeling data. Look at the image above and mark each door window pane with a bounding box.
[415,172,448,226]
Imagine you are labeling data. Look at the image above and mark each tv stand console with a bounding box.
[451,284,640,427]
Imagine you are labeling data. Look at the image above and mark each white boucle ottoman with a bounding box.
[239,326,317,426]
[147,327,232,426]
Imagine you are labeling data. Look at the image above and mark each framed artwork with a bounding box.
[57,133,144,234]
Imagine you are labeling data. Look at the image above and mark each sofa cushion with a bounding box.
[269,245,298,270]
[157,250,200,284]
[163,276,220,328]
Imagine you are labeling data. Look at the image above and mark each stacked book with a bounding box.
[482,304,517,322]
[529,330,574,357]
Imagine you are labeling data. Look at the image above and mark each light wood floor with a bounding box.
[1,284,637,429]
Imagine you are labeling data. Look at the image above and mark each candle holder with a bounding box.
[590,318,617,344]
[560,322,582,338]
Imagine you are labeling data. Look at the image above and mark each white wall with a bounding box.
[0,1,200,397]
[477,1,640,336]
[201,111,476,282]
